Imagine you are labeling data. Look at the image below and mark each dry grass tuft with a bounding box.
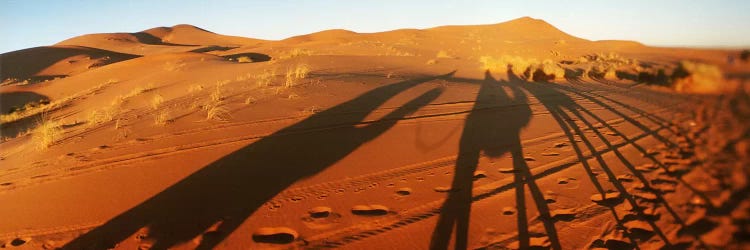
[480,55,564,80]
[151,94,164,110]
[256,69,276,87]
[204,103,230,121]
[88,106,119,125]
[153,109,170,125]
[284,64,310,88]
[33,115,62,149]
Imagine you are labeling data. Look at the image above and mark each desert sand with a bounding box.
[0,17,749,249]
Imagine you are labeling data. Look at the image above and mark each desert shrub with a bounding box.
[151,94,164,110]
[671,60,725,93]
[426,59,437,65]
[33,115,62,149]
[153,109,170,125]
[88,106,118,125]
[279,48,312,60]
[284,64,310,88]
[204,103,230,121]
[1,79,119,125]
[256,69,276,87]
[531,59,565,81]
[209,86,223,102]
[480,56,564,80]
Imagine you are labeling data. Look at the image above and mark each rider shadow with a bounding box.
[430,69,561,249]
[63,72,453,249]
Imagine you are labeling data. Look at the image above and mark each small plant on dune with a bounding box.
[436,50,452,59]
[244,96,256,104]
[295,64,310,78]
[151,94,164,110]
[153,109,171,126]
[285,64,310,88]
[256,68,276,87]
[33,114,62,149]
[88,106,118,125]
[530,59,566,81]
[164,60,187,71]
[426,59,437,65]
[204,103,230,121]
[210,86,223,102]
[279,48,313,60]
[216,79,231,87]
[1,79,120,125]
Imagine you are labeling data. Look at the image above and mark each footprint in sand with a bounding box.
[473,170,487,179]
[309,206,332,218]
[541,151,560,156]
[554,142,567,148]
[498,167,516,173]
[544,190,557,203]
[557,177,575,184]
[615,174,634,182]
[434,186,456,193]
[351,205,389,216]
[502,206,516,215]
[396,188,412,196]
[252,227,298,244]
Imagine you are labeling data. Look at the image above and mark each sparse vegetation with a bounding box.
[88,106,118,125]
[210,86,223,102]
[151,94,164,110]
[33,114,62,149]
[426,59,437,65]
[1,79,119,125]
[204,103,230,121]
[284,64,310,88]
[479,55,564,80]
[278,48,312,60]
[244,96,256,104]
[256,69,276,87]
[164,60,187,71]
[153,109,170,125]
[188,84,204,93]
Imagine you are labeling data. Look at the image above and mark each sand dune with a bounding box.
[0,17,748,249]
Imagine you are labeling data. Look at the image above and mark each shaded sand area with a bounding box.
[1,17,748,249]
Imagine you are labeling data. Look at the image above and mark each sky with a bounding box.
[1,0,749,53]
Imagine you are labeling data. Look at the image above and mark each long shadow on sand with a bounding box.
[63,72,454,249]
[430,69,561,249]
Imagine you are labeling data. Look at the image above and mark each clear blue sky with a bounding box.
[1,0,749,53]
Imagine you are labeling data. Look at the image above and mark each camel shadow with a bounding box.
[430,69,561,249]
[63,72,454,249]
